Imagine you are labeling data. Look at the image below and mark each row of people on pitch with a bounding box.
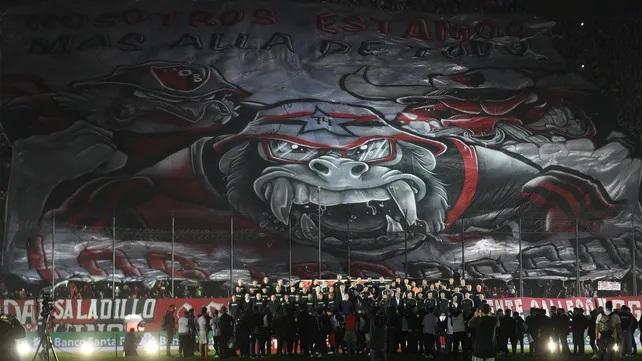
[232,277,484,303]
[227,289,484,321]
[226,295,510,359]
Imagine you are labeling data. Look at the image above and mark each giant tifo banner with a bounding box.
[1,0,641,284]
[4,297,642,331]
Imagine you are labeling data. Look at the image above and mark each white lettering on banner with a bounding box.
[63,301,73,319]
[565,300,574,310]
[595,298,606,308]
[87,299,98,320]
[3,300,20,321]
[505,299,513,310]
[77,300,87,320]
[530,299,539,310]
[113,299,120,319]
[120,299,127,319]
[540,301,549,314]
[131,299,139,317]
[143,299,155,319]
[100,299,112,319]
[53,299,64,320]
[514,299,523,313]
[612,299,625,310]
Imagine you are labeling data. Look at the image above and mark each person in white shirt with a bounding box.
[210,309,222,357]
[177,311,190,357]
[197,307,209,360]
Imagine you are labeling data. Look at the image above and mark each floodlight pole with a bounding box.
[518,218,524,297]
[112,212,117,359]
[317,186,322,280]
[51,215,56,299]
[171,212,175,298]
[347,216,351,278]
[575,218,580,297]
[461,219,465,280]
[288,222,292,283]
[633,215,637,296]
[230,215,234,297]
[404,231,408,278]
[112,214,116,299]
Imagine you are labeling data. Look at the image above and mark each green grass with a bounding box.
[19,351,642,361]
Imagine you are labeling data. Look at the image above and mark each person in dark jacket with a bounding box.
[387,308,402,353]
[525,308,537,353]
[511,311,525,353]
[369,307,388,361]
[498,309,515,354]
[570,308,589,355]
[555,308,570,354]
[218,306,234,359]
[299,310,317,357]
[531,308,551,354]
[235,308,252,357]
[620,305,634,356]
[468,304,497,361]
[162,305,176,357]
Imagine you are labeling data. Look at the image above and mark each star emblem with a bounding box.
[298,106,355,136]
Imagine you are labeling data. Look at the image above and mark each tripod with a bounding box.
[32,317,59,361]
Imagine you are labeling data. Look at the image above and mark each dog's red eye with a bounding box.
[267,140,319,162]
[346,139,392,162]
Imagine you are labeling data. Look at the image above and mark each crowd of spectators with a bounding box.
[163,276,635,360]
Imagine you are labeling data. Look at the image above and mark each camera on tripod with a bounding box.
[39,291,54,319]
[33,291,59,361]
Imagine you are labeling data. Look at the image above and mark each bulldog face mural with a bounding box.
[214,101,448,254]
[212,100,619,259]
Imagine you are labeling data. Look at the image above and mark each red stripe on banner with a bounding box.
[445,138,478,227]
[540,181,582,216]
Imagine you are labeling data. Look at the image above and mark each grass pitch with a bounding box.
[19,351,642,361]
